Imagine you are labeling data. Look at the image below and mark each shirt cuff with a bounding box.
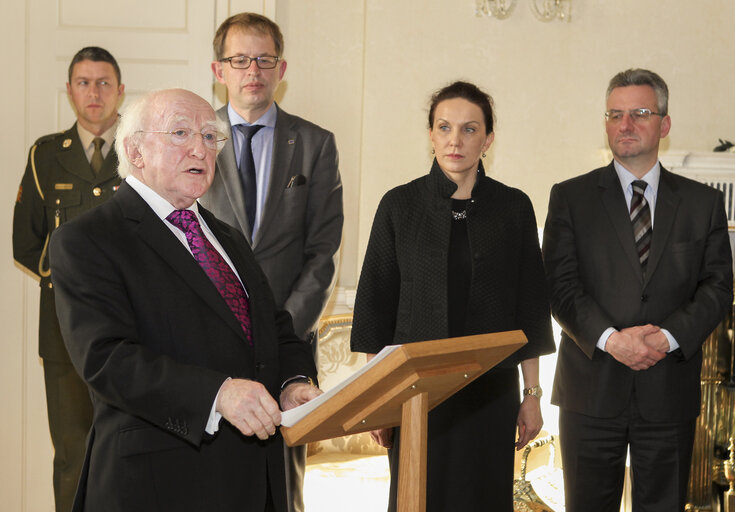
[597,327,617,351]
[205,378,230,435]
[661,328,679,352]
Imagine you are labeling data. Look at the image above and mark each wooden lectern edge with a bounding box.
[281,330,527,446]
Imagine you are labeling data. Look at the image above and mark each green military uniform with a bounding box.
[12,124,121,512]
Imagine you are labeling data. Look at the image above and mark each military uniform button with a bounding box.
[93,187,102,197]
[47,282,53,289]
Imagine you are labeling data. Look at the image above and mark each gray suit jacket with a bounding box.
[543,162,733,422]
[200,104,343,339]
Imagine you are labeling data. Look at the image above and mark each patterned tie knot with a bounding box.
[166,209,198,232]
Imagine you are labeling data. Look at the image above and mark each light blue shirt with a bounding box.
[597,161,680,353]
[227,102,277,238]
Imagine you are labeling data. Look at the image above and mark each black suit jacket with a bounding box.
[543,162,733,422]
[49,182,316,512]
[200,105,343,339]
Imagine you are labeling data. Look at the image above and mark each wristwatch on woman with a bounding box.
[522,385,543,399]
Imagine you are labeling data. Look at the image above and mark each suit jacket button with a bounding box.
[255,362,265,370]
[641,294,648,302]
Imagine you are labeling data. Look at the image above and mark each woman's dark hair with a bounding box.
[428,81,495,134]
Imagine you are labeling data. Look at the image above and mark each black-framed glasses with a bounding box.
[136,129,228,150]
[604,108,664,123]
[219,55,280,70]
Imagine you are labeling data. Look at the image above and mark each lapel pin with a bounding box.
[62,139,72,148]
[288,139,295,145]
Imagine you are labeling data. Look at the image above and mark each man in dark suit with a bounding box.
[49,88,320,512]
[203,13,343,512]
[543,68,733,511]
[12,46,124,512]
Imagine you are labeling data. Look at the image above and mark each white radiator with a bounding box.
[660,152,735,226]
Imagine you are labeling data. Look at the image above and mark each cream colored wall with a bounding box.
[2,0,734,509]
[276,0,735,279]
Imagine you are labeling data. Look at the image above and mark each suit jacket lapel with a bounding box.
[599,163,645,282]
[56,126,97,183]
[645,167,680,283]
[215,107,253,243]
[255,105,295,247]
[116,183,246,340]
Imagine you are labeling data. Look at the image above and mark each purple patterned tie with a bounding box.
[167,209,253,344]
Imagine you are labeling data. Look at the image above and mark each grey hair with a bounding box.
[114,89,227,178]
[606,68,669,116]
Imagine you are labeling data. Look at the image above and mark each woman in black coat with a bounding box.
[350,81,555,511]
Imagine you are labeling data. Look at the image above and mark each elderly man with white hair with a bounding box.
[49,88,320,512]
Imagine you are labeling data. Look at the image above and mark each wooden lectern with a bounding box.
[281,330,527,512]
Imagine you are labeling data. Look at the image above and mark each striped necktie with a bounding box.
[630,180,652,271]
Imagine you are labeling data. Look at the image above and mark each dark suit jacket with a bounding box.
[543,162,733,422]
[49,182,317,512]
[12,123,120,361]
[200,104,343,339]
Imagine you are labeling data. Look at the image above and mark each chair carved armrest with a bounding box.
[513,435,557,512]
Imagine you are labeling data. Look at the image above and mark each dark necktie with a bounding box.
[166,209,253,344]
[630,180,652,271]
[236,124,265,234]
[91,137,105,174]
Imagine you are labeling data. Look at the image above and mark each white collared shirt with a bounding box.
[125,175,246,292]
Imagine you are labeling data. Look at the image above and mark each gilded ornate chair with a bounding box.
[303,314,389,511]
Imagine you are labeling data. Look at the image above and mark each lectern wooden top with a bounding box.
[281,330,527,446]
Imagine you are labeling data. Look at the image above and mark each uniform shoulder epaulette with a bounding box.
[33,131,64,147]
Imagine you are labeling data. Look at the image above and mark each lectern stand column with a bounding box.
[397,392,429,512]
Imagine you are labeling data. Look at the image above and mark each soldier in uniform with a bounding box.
[12,46,124,512]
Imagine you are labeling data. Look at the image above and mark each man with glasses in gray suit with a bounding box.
[204,12,343,512]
